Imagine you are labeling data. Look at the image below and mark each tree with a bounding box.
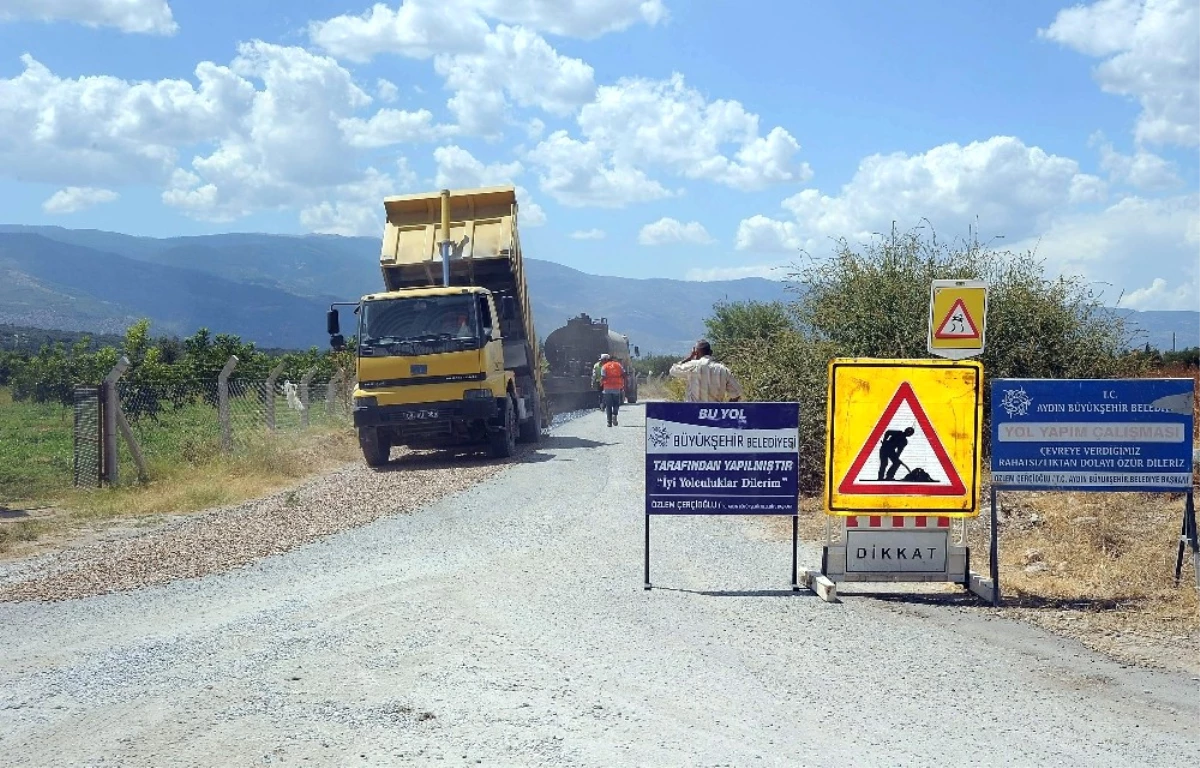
[703,300,795,358]
[710,224,1141,492]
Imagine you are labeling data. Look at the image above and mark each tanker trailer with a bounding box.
[543,313,638,412]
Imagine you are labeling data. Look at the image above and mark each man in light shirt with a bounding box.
[668,339,744,403]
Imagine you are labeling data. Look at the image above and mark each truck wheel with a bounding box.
[359,427,390,467]
[489,396,517,458]
[626,381,638,404]
[518,396,542,444]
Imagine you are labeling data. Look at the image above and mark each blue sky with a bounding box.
[0,0,1197,309]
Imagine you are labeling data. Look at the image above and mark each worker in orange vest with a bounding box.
[599,355,627,427]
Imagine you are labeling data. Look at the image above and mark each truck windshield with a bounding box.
[359,295,479,355]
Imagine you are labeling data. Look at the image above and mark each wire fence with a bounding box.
[109,372,355,479]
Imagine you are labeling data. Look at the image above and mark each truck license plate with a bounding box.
[402,409,439,420]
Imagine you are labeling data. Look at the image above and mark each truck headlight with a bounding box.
[463,388,492,399]
[354,395,378,408]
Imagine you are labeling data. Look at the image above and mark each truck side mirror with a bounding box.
[326,309,340,335]
[330,333,345,351]
[500,296,517,320]
[634,346,640,357]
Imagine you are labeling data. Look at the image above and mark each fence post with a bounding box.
[326,368,344,416]
[265,360,286,431]
[300,367,317,428]
[115,403,149,483]
[218,355,239,452]
[101,356,131,485]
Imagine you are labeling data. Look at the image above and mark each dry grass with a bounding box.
[0,424,361,558]
[965,485,1199,671]
[638,375,685,402]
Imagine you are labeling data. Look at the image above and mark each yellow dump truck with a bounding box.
[326,185,548,466]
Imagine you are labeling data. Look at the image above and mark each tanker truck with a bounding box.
[326,185,548,467]
[543,313,639,412]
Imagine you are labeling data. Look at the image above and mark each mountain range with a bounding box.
[0,225,792,354]
[0,224,1194,355]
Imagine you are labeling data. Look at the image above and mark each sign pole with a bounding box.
[1176,489,1197,588]
[1175,495,1186,584]
[791,514,799,590]
[990,485,1000,607]
[1192,490,1200,592]
[644,513,651,590]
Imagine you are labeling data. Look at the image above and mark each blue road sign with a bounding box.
[990,378,1195,492]
[645,402,799,514]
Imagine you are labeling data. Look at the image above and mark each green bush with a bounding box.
[707,225,1143,493]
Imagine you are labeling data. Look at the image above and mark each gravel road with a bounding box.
[1,404,1196,767]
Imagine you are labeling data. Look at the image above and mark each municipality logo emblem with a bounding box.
[649,425,670,448]
[1000,387,1033,417]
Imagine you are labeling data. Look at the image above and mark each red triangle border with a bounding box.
[837,381,966,496]
[934,297,981,340]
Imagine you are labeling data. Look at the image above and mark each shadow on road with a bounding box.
[844,590,986,607]
[982,594,1141,612]
[367,432,615,471]
[650,586,815,598]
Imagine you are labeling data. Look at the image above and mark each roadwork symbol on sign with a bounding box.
[933,298,980,340]
[837,381,966,496]
[927,279,987,360]
[826,358,983,516]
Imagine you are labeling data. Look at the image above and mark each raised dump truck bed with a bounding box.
[379,186,543,398]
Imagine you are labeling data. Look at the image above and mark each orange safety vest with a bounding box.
[600,360,625,390]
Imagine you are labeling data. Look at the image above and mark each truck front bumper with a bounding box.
[353,397,499,429]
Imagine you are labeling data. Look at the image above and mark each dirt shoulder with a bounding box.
[771,489,1199,677]
[0,442,547,602]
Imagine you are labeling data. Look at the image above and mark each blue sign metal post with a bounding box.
[990,378,1196,601]
[644,402,800,590]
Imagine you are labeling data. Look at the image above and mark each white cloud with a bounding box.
[376,78,399,102]
[41,186,119,214]
[0,0,177,35]
[435,25,596,136]
[638,217,715,246]
[737,136,1106,252]
[570,228,605,240]
[468,0,667,38]
[1091,133,1182,190]
[2,43,390,222]
[735,215,804,253]
[0,52,253,186]
[161,42,375,221]
[299,165,414,236]
[308,2,490,63]
[430,146,546,225]
[1,52,255,186]
[309,0,664,62]
[516,185,547,227]
[1009,193,1199,311]
[1040,0,1199,147]
[526,130,673,207]
[685,264,785,281]
[433,145,523,188]
[573,73,811,192]
[341,108,450,147]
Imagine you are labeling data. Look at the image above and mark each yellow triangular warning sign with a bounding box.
[934,298,980,340]
[837,382,965,496]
